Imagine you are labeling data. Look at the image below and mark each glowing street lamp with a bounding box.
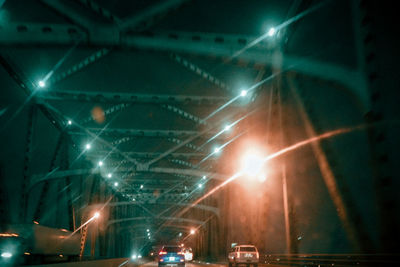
[267,27,276,37]
[85,143,91,150]
[98,161,103,167]
[93,212,100,219]
[240,90,247,97]
[190,229,196,235]
[38,80,46,88]
[241,151,264,177]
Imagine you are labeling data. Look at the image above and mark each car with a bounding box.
[158,245,185,267]
[183,247,193,261]
[228,245,259,267]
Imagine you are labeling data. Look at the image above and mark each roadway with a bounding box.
[25,259,283,267]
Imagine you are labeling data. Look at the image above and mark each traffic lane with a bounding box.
[137,261,284,267]
[138,261,224,267]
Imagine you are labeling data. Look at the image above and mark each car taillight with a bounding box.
[159,251,167,255]
[256,252,259,259]
[236,252,240,258]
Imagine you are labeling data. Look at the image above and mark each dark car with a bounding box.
[158,245,185,267]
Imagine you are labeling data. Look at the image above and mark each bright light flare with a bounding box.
[98,161,103,166]
[190,229,196,235]
[67,120,72,125]
[93,212,100,219]
[131,254,137,260]
[85,143,91,150]
[241,151,265,177]
[214,147,221,153]
[107,173,112,178]
[1,252,12,258]
[240,90,247,97]
[114,182,119,187]
[38,80,45,88]
[224,124,232,131]
[267,27,276,36]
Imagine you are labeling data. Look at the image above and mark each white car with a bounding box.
[228,245,259,267]
[183,248,193,261]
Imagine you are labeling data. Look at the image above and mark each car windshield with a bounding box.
[164,246,181,253]
[240,247,256,252]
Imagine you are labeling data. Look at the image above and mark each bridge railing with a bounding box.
[261,254,399,266]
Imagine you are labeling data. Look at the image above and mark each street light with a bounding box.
[93,212,100,219]
[190,229,196,235]
[38,80,45,88]
[267,27,276,36]
[241,151,264,177]
[85,143,91,150]
[240,89,247,97]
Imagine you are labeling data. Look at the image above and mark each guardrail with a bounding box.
[261,254,399,266]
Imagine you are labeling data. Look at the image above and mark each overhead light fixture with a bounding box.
[114,182,118,187]
[67,120,72,125]
[267,27,276,37]
[38,80,45,88]
[85,143,91,150]
[1,252,12,258]
[98,161,103,166]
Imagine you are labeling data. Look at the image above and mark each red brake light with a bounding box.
[159,251,167,255]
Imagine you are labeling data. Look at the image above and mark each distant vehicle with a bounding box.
[183,247,193,261]
[158,245,185,267]
[228,245,259,267]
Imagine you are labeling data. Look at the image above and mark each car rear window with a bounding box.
[164,246,181,253]
[240,247,256,252]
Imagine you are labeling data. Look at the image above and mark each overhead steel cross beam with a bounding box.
[1,23,368,108]
[68,128,222,139]
[29,168,228,189]
[119,0,191,31]
[89,201,219,216]
[86,151,208,160]
[35,90,232,105]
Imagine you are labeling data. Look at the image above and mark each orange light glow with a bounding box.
[33,221,39,225]
[24,252,31,255]
[190,229,196,235]
[0,233,19,237]
[60,229,68,232]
